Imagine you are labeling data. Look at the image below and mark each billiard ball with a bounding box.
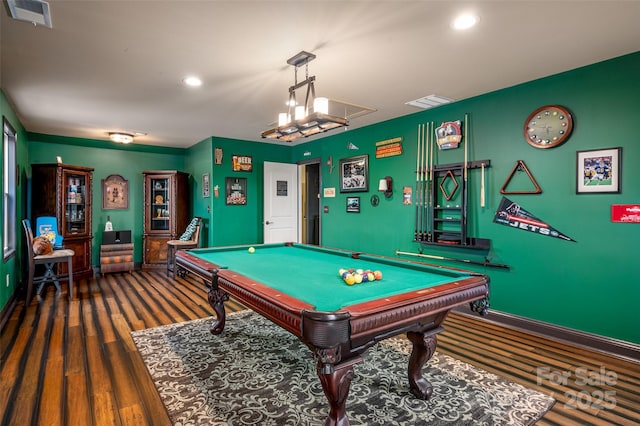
[248,247,255,254]
[353,273,363,284]
[367,272,375,282]
[344,274,355,285]
[374,270,382,280]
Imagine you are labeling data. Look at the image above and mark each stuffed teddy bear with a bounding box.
[33,236,53,255]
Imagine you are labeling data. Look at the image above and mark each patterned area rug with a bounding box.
[132,311,554,426]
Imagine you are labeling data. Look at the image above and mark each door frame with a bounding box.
[297,158,322,245]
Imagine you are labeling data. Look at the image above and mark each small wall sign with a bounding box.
[276,180,288,196]
[611,204,640,223]
[232,155,253,172]
[375,137,403,158]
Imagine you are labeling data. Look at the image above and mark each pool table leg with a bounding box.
[207,287,230,335]
[317,356,362,426]
[406,327,442,400]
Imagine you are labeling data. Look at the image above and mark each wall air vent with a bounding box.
[7,0,52,28]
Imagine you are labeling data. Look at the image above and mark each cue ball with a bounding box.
[248,247,255,254]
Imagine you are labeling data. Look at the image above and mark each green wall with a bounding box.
[0,90,29,312]
[185,138,213,246]
[291,52,640,344]
[28,135,186,266]
[1,52,639,345]
[193,137,291,247]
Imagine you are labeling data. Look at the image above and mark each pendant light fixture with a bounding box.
[261,51,347,142]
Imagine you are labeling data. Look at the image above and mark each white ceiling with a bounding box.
[1,1,639,148]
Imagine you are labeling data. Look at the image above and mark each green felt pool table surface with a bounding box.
[184,243,475,312]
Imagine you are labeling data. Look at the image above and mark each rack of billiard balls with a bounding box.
[338,268,383,285]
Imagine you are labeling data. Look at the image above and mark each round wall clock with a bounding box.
[102,174,129,209]
[523,105,573,149]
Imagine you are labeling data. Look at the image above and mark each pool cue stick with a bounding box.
[395,249,510,269]
[428,121,434,241]
[464,114,468,182]
[480,162,485,207]
[463,113,469,245]
[414,124,421,240]
[421,123,428,240]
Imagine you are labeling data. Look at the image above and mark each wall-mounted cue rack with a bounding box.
[424,160,491,249]
[414,118,491,250]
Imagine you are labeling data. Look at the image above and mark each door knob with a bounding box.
[265,221,272,225]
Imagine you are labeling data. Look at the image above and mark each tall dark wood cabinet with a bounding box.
[142,170,190,269]
[31,163,94,279]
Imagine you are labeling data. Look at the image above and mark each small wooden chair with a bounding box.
[22,219,75,305]
[167,217,202,279]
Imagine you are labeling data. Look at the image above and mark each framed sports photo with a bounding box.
[339,155,368,193]
[576,147,621,194]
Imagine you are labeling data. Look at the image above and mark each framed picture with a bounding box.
[226,177,247,205]
[346,196,360,213]
[102,174,129,209]
[202,173,210,198]
[576,147,621,194]
[339,155,369,193]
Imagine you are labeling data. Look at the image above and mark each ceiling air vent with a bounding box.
[7,0,52,28]
[405,94,454,109]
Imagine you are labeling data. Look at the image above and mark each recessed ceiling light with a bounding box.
[183,76,202,87]
[452,14,478,30]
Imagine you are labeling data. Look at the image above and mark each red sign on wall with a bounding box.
[611,204,640,223]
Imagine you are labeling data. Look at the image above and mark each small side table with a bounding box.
[167,240,198,278]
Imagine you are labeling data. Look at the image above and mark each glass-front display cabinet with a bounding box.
[149,175,170,231]
[142,170,189,269]
[31,163,94,279]
[63,169,90,235]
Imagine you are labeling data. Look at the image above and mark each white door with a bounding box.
[263,161,299,243]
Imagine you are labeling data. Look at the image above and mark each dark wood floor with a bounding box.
[1,270,638,425]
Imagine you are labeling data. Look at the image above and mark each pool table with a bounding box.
[176,243,489,426]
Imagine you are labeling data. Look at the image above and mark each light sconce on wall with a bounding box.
[261,51,348,142]
[378,176,393,198]
[109,132,134,144]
